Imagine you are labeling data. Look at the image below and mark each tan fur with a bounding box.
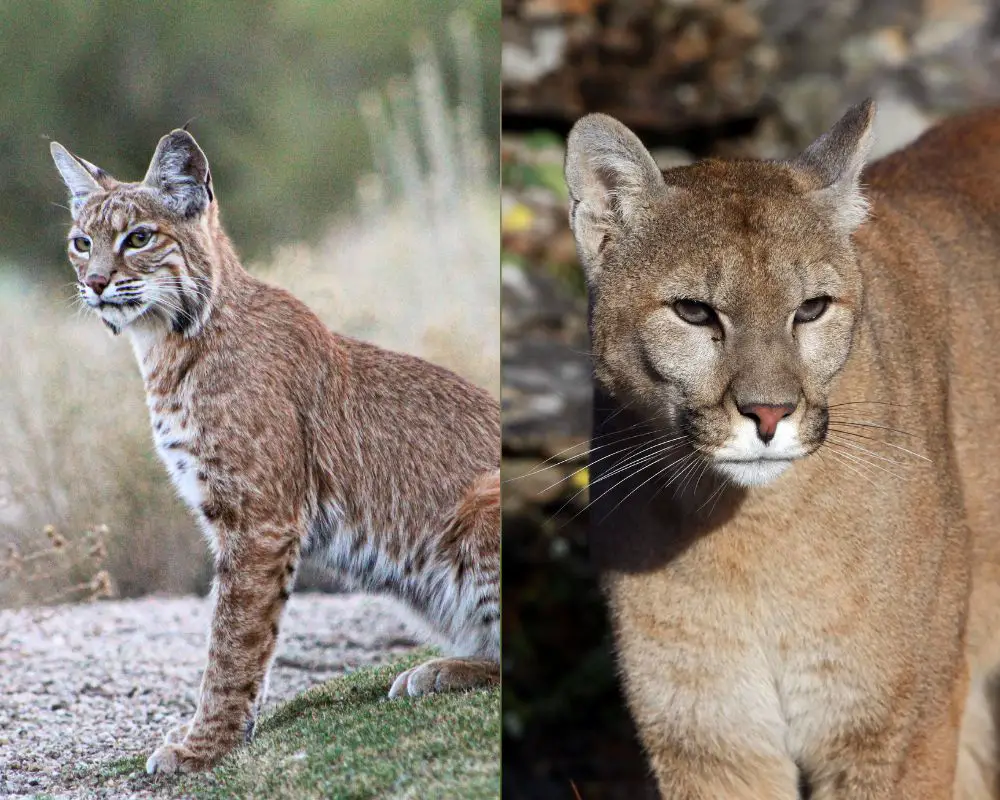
[51,131,499,774]
[565,103,1000,798]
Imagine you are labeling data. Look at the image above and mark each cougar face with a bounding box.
[567,103,873,487]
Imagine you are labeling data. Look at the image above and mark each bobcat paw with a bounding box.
[164,722,190,744]
[145,741,220,775]
[388,657,499,699]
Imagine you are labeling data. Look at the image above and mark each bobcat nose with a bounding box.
[738,402,797,444]
[85,274,110,296]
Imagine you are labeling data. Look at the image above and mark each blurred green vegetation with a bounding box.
[1,0,499,273]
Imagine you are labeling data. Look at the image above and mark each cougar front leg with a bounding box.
[146,530,300,775]
[647,743,800,800]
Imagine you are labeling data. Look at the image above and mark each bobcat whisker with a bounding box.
[153,275,211,298]
[150,295,198,323]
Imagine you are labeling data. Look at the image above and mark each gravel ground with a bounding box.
[0,593,419,799]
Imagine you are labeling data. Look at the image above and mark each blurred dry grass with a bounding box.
[0,27,497,608]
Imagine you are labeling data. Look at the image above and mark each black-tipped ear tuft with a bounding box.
[143,129,214,217]
[50,141,110,214]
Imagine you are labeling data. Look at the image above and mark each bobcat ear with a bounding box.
[794,99,876,234]
[143,129,214,217]
[50,142,109,214]
[565,113,667,283]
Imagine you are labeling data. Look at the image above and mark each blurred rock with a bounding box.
[503,0,1000,158]
[502,263,591,453]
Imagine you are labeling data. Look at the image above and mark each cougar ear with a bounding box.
[143,129,214,217]
[50,142,112,214]
[794,99,876,234]
[565,113,667,283]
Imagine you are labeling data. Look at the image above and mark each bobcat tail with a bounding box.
[452,470,500,537]
[441,469,500,574]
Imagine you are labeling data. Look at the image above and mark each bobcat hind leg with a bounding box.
[388,471,500,699]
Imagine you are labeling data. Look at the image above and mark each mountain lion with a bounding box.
[565,101,1000,798]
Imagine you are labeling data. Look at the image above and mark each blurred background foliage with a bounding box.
[0,0,499,610]
[1,0,499,272]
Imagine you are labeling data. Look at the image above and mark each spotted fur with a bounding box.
[50,131,500,774]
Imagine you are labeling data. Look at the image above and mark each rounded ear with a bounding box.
[793,99,876,234]
[564,113,667,283]
[143,129,214,217]
[50,141,113,214]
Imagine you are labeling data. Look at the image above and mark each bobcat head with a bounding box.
[51,130,218,336]
[565,101,876,488]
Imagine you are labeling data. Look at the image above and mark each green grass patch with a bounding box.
[90,651,500,799]
[96,753,148,781]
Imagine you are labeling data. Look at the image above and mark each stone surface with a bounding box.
[0,594,418,798]
[503,0,999,158]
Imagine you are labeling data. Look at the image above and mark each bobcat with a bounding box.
[564,101,1000,798]
[50,130,500,774]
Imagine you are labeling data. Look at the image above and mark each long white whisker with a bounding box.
[595,451,699,523]
[507,425,667,483]
[824,434,916,467]
[824,442,904,481]
[535,434,688,497]
[826,426,930,462]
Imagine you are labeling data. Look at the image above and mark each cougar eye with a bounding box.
[71,236,91,254]
[124,229,153,249]
[672,299,716,326]
[794,296,830,324]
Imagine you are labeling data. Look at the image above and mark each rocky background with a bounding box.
[500,1,1000,797]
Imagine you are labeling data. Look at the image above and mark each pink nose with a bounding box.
[738,402,796,444]
[85,274,109,295]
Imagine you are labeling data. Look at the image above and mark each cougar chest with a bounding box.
[753,532,887,762]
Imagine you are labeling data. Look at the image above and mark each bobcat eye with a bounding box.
[71,236,91,254]
[124,229,153,249]
[672,299,716,327]
[794,296,830,324]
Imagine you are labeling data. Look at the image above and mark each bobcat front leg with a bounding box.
[147,530,300,775]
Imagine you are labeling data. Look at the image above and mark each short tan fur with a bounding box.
[565,102,1000,798]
